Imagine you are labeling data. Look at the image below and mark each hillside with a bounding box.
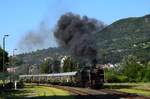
[15,47,67,65]
[96,14,150,63]
[15,14,150,65]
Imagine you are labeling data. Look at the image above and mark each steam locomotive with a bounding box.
[19,65,104,88]
[75,65,104,88]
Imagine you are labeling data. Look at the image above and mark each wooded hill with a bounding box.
[15,14,150,65]
[96,14,150,63]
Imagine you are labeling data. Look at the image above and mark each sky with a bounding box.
[0,0,150,55]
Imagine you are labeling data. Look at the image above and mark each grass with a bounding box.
[1,83,150,98]
[0,84,74,99]
[118,89,150,97]
[0,80,3,84]
[22,85,71,96]
[103,83,150,97]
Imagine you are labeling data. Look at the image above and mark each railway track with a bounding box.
[100,89,150,99]
[52,85,150,99]
[33,83,150,99]
[50,85,111,99]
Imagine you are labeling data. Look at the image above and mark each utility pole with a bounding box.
[2,34,9,85]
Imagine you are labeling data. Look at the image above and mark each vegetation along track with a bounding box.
[99,89,150,99]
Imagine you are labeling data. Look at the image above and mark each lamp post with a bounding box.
[13,49,17,89]
[13,49,17,56]
[3,34,9,73]
[12,49,17,82]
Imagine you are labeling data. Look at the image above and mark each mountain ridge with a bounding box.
[96,14,150,63]
[15,14,150,65]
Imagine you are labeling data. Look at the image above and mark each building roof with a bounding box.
[19,71,77,78]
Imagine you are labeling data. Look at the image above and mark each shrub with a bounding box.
[4,82,14,89]
[104,56,150,83]
[104,68,119,83]
[17,81,24,88]
[119,55,145,82]
[116,75,128,82]
[143,63,150,82]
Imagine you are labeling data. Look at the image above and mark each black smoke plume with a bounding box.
[54,12,106,63]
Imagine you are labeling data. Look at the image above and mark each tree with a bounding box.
[62,57,77,72]
[119,55,144,82]
[0,47,9,72]
[143,62,150,82]
[11,57,24,66]
[40,58,61,73]
[40,60,53,74]
[53,59,61,73]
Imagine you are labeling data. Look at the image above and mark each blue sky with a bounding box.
[0,0,150,55]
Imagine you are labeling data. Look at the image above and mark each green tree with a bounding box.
[119,55,144,82]
[143,62,150,82]
[13,58,24,66]
[40,60,53,74]
[104,68,118,82]
[52,59,60,73]
[62,57,77,72]
[104,66,128,83]
[0,47,9,72]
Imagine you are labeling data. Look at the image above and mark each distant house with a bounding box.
[99,63,115,69]
[7,67,17,73]
[44,57,53,61]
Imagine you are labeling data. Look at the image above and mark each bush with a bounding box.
[49,79,61,85]
[4,82,14,89]
[142,63,150,82]
[17,81,24,88]
[104,68,120,83]
[116,75,128,82]
[118,55,145,82]
[105,56,150,83]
